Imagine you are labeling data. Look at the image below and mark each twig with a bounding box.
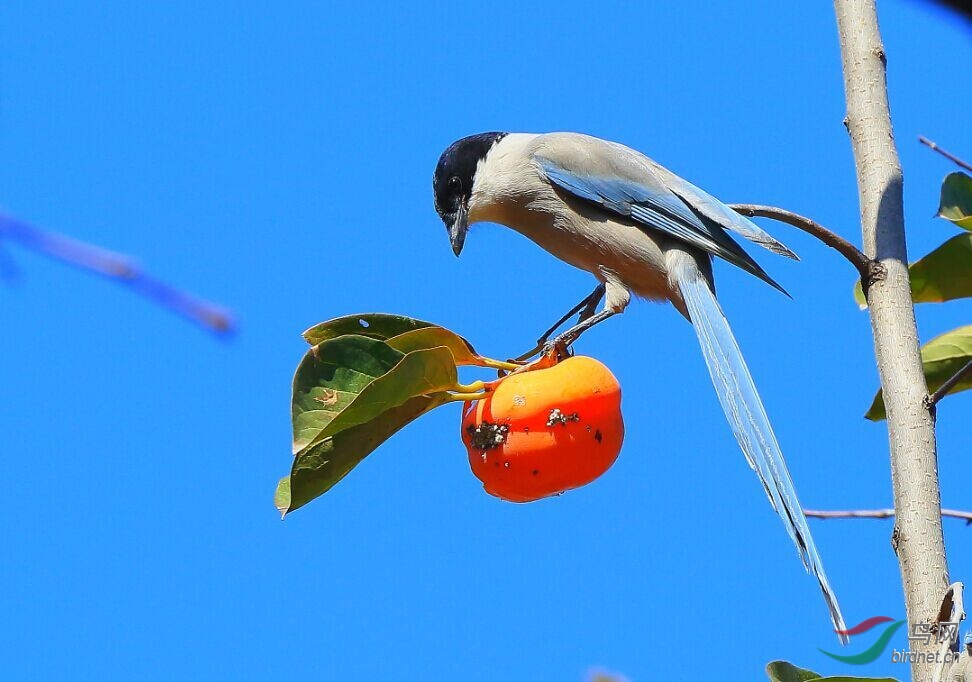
[919,136,972,173]
[926,359,972,409]
[805,509,972,525]
[0,212,235,335]
[729,204,880,288]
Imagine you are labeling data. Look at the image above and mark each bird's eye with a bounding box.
[448,176,462,192]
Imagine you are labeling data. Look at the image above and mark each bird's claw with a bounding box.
[543,334,574,361]
[509,335,573,369]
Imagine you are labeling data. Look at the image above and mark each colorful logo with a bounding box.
[819,616,906,665]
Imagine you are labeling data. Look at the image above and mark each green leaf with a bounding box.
[281,337,463,513]
[853,281,865,308]
[281,315,487,513]
[765,661,821,682]
[292,337,459,451]
[291,335,405,452]
[938,171,972,231]
[765,662,899,682]
[277,393,445,515]
[908,234,972,303]
[866,325,972,420]
[304,314,489,365]
[302,313,434,346]
[852,233,972,307]
[810,678,899,681]
[281,314,509,513]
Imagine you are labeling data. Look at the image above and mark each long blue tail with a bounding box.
[672,255,848,643]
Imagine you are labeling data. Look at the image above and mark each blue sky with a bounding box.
[1,2,970,680]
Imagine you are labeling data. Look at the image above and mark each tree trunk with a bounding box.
[832,1,949,680]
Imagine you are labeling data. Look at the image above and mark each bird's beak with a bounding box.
[449,202,468,257]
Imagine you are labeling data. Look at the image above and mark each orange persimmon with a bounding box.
[461,355,624,502]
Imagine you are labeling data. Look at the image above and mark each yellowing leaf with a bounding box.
[386,325,483,365]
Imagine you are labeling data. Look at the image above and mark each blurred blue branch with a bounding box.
[0,240,23,284]
[0,212,236,335]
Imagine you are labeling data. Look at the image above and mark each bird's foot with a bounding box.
[541,333,574,361]
[513,333,571,364]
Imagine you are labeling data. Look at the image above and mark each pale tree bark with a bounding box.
[833,2,949,680]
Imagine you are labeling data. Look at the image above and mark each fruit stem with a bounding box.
[455,380,486,393]
[478,358,521,372]
[444,391,488,403]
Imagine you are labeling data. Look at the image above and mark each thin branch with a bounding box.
[926,359,972,409]
[0,241,22,283]
[805,509,972,525]
[729,203,877,284]
[0,213,235,335]
[919,136,972,173]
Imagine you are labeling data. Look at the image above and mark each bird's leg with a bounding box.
[574,283,606,324]
[545,308,617,357]
[513,284,605,361]
[538,283,606,342]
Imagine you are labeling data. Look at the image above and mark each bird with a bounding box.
[432,131,847,641]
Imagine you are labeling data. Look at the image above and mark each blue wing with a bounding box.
[644,159,799,260]
[671,254,848,641]
[536,154,789,295]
